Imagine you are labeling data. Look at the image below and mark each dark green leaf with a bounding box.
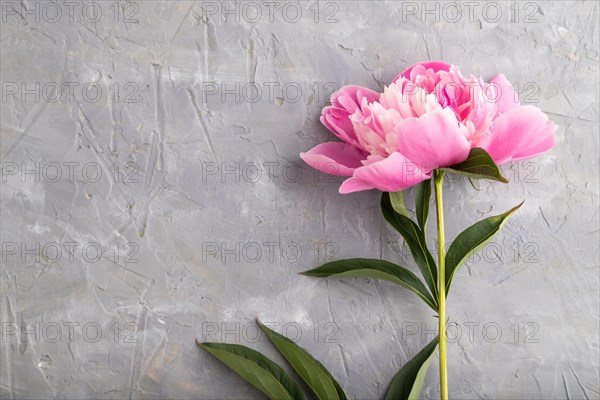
[445,202,523,294]
[385,336,439,400]
[198,342,306,400]
[301,258,437,311]
[381,192,438,302]
[257,319,347,400]
[442,148,509,183]
[415,179,431,230]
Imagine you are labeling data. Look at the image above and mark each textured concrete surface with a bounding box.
[1,1,599,399]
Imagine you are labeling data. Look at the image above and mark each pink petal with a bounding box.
[339,152,431,194]
[300,142,367,177]
[320,109,360,148]
[392,61,452,83]
[386,108,471,171]
[488,73,520,115]
[478,105,557,165]
[511,133,556,161]
[333,85,379,112]
[320,85,380,149]
[338,177,375,193]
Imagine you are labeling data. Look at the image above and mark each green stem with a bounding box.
[434,170,448,400]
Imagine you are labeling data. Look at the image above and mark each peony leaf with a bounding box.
[257,319,347,400]
[415,179,432,230]
[198,342,306,400]
[445,202,523,295]
[301,258,437,311]
[381,192,438,302]
[385,336,439,400]
[443,147,509,183]
[390,190,410,218]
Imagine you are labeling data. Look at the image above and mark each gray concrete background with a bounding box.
[1,1,598,399]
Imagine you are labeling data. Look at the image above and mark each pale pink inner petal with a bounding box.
[465,81,498,145]
[351,108,388,157]
[392,61,452,86]
[380,81,415,119]
[380,82,442,120]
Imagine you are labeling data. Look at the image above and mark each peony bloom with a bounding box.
[300,62,556,193]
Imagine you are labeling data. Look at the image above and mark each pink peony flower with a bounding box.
[301,61,556,193]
